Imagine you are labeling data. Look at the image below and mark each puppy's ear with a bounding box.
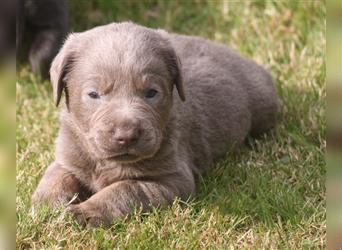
[157,29,185,101]
[50,34,78,107]
[168,53,185,102]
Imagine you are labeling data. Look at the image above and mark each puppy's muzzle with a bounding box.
[89,102,162,161]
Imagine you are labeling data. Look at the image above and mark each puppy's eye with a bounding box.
[88,91,100,99]
[145,89,158,99]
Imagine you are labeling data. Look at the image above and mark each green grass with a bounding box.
[16,1,326,249]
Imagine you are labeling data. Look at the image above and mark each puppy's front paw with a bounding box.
[66,203,109,228]
[32,189,72,209]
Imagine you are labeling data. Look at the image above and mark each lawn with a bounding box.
[16,1,326,249]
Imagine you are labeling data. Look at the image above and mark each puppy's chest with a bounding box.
[87,162,126,192]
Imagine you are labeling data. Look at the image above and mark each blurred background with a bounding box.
[327,0,342,249]
[0,0,15,248]
[0,0,332,248]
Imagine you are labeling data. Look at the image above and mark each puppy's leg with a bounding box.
[67,174,195,227]
[249,70,279,137]
[29,29,64,78]
[32,162,85,208]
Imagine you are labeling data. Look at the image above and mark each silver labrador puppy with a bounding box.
[32,22,278,227]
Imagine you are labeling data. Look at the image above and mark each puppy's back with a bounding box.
[169,33,278,136]
[167,34,278,172]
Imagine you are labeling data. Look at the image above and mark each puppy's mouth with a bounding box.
[106,153,141,163]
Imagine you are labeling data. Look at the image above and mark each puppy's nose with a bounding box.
[113,127,140,147]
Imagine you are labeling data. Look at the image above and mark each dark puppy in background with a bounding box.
[0,0,15,58]
[32,22,278,227]
[17,0,68,77]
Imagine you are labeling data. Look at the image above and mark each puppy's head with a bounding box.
[51,22,185,163]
